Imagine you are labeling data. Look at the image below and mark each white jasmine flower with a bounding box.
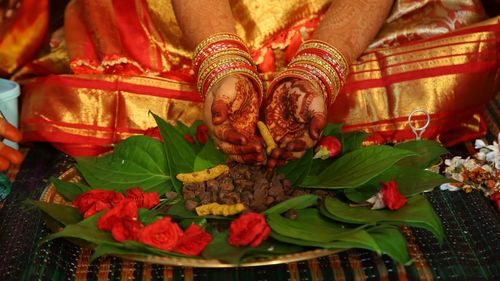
[439,183,461,191]
[366,192,385,210]
[475,139,487,149]
[450,172,464,182]
[463,158,479,170]
[476,151,486,161]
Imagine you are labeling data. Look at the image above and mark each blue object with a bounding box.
[0,173,11,201]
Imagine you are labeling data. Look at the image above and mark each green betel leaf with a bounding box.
[339,131,370,155]
[264,194,318,215]
[50,177,92,201]
[302,146,417,189]
[26,200,82,226]
[345,166,451,203]
[91,241,188,261]
[267,208,362,242]
[368,225,411,265]
[321,123,368,155]
[41,212,116,245]
[322,123,343,136]
[193,138,227,171]
[76,136,171,194]
[275,149,313,186]
[395,140,448,169]
[269,229,380,255]
[202,232,303,265]
[323,196,444,243]
[152,112,197,191]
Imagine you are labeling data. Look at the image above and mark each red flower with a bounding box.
[72,190,125,218]
[125,187,160,209]
[228,213,270,247]
[97,199,138,231]
[313,136,342,160]
[174,224,212,256]
[380,180,407,210]
[195,125,209,144]
[183,134,195,144]
[490,193,500,211]
[82,201,111,218]
[110,217,143,242]
[137,217,183,252]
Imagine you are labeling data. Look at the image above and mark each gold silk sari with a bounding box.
[0,0,49,77]
[9,0,499,156]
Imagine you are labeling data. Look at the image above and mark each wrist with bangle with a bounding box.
[267,40,349,105]
[192,32,263,99]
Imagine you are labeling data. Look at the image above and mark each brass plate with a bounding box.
[40,167,341,268]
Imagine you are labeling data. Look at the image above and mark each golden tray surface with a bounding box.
[40,167,341,268]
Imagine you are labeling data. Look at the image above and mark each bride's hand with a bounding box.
[264,78,327,171]
[203,75,265,165]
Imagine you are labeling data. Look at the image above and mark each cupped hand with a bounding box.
[264,78,327,170]
[0,119,23,171]
[203,74,265,165]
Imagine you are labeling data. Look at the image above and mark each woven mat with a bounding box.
[0,99,499,281]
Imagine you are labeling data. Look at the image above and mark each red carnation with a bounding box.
[137,217,183,252]
[72,190,125,218]
[228,213,270,247]
[174,224,212,256]
[183,134,195,144]
[313,136,342,160]
[110,217,143,242]
[82,201,111,218]
[97,199,138,231]
[125,187,160,209]
[380,180,407,210]
[195,124,209,144]
[490,193,500,211]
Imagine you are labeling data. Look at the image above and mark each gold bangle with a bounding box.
[193,32,246,59]
[288,62,334,103]
[204,67,263,98]
[197,49,254,76]
[290,54,341,95]
[268,68,325,101]
[197,56,253,94]
[298,40,349,80]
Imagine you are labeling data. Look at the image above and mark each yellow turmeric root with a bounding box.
[195,202,246,216]
[257,121,277,154]
[176,164,229,183]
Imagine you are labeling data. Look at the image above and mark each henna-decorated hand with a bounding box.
[0,119,22,171]
[203,74,265,165]
[264,78,327,171]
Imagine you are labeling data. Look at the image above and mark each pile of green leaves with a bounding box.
[29,113,450,265]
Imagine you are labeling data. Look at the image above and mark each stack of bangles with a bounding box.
[193,32,263,99]
[268,40,349,105]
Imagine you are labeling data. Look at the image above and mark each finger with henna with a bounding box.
[309,114,327,140]
[214,126,248,145]
[217,141,263,155]
[229,152,266,165]
[211,99,229,125]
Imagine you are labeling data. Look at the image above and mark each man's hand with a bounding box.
[0,119,22,171]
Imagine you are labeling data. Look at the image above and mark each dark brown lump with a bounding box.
[182,163,333,213]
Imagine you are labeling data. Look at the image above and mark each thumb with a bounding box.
[309,113,326,140]
[211,99,229,125]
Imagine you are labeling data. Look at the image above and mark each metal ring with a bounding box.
[408,109,430,140]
